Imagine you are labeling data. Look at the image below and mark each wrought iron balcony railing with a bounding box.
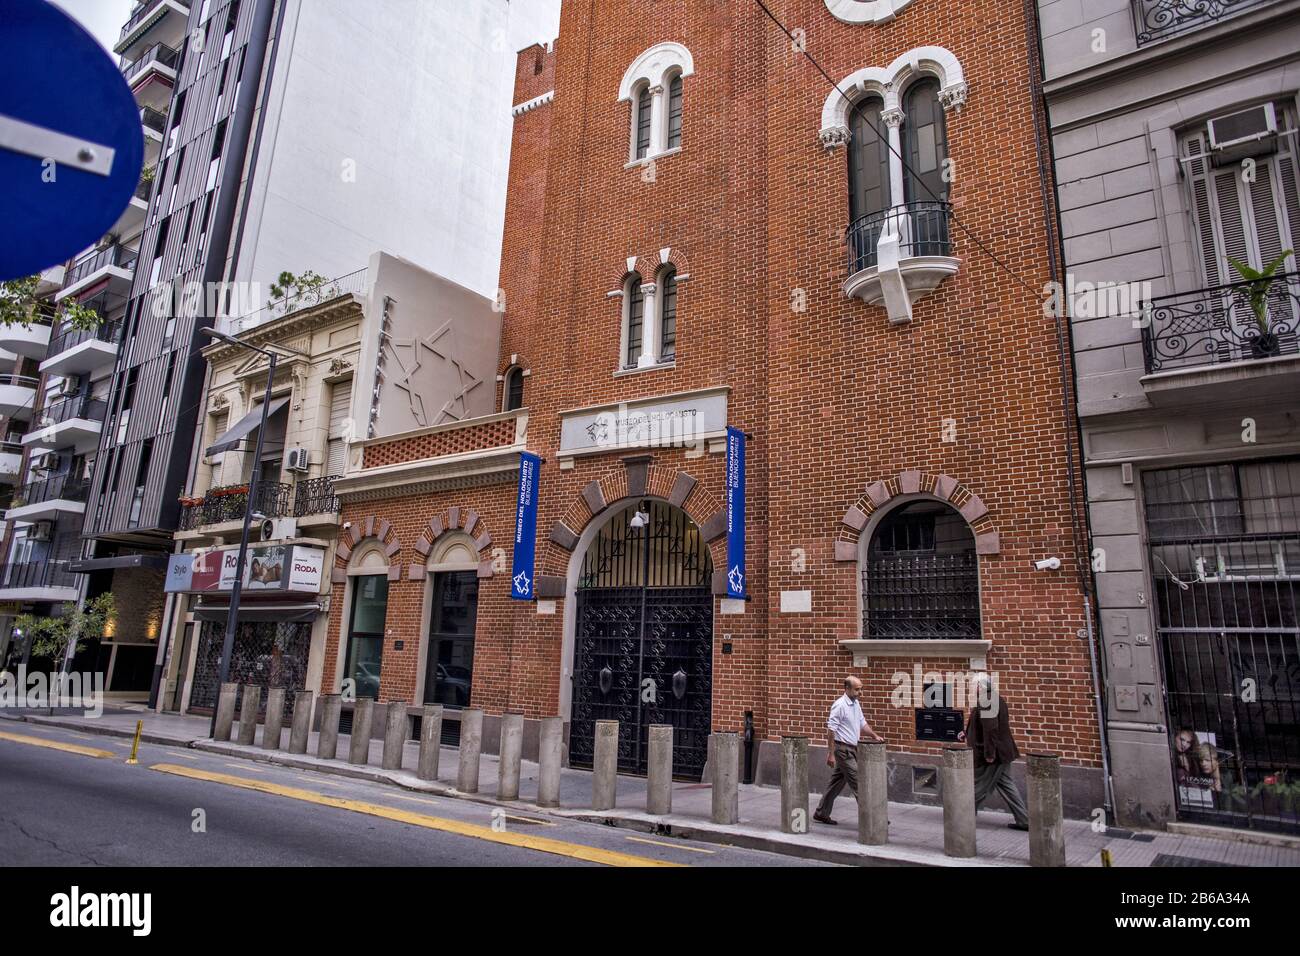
[121,42,179,85]
[846,201,953,275]
[179,481,293,530]
[293,475,342,517]
[1140,270,1300,373]
[63,244,136,287]
[0,560,78,591]
[1132,0,1275,47]
[47,320,124,360]
[16,475,90,507]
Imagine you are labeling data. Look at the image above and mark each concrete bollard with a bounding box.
[780,736,809,834]
[262,687,286,751]
[1028,753,1066,867]
[213,682,238,741]
[348,698,374,765]
[457,708,484,793]
[537,716,563,808]
[416,704,443,781]
[289,690,313,754]
[236,684,261,746]
[382,702,408,771]
[498,713,525,800]
[592,720,619,811]
[941,745,977,858]
[646,724,673,815]
[857,740,889,846]
[316,694,342,759]
[711,732,740,825]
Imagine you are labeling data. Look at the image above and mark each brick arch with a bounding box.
[408,507,496,582]
[833,469,1000,560]
[537,457,729,596]
[604,246,694,292]
[330,515,405,584]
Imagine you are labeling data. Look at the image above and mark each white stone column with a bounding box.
[881,107,908,247]
[648,84,666,156]
[638,281,659,367]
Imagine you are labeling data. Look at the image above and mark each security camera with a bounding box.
[342,521,352,530]
[628,510,649,530]
[1034,557,1062,571]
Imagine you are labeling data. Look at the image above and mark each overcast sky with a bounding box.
[51,0,136,54]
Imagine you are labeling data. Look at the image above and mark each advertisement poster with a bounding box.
[245,545,287,590]
[1174,728,1222,809]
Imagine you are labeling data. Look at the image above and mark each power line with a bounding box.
[753,0,1043,298]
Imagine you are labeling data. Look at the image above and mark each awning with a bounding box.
[69,554,170,573]
[205,396,290,456]
[192,599,322,623]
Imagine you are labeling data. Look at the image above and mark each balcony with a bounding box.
[844,201,959,324]
[115,0,191,60]
[7,475,90,523]
[0,374,40,421]
[123,42,178,110]
[223,268,370,336]
[56,245,137,303]
[0,560,80,603]
[293,475,342,520]
[179,481,293,532]
[36,265,66,296]
[112,170,153,237]
[42,320,124,378]
[1139,270,1300,405]
[140,106,168,165]
[1132,0,1276,47]
[0,313,52,361]
[22,396,107,455]
[0,443,23,485]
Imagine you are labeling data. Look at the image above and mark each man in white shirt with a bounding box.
[813,675,883,825]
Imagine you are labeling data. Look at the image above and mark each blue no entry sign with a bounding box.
[0,0,146,280]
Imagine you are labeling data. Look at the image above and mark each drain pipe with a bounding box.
[1022,0,1116,821]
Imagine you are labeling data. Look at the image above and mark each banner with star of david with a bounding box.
[511,451,541,600]
[725,426,746,599]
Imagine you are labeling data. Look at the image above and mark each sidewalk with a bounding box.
[7,708,1299,867]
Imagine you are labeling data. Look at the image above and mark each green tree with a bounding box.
[0,275,102,332]
[268,269,330,306]
[15,593,115,666]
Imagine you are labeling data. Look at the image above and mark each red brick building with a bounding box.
[324,0,1105,813]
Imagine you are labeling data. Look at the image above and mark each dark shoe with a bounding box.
[1008,822,1030,831]
[813,813,838,825]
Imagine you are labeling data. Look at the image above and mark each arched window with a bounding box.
[633,83,653,160]
[624,273,644,368]
[659,267,677,362]
[847,95,892,272]
[667,73,684,150]
[903,77,949,204]
[862,500,980,640]
[503,366,524,412]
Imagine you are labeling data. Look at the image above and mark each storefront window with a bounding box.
[345,574,388,700]
[424,571,477,707]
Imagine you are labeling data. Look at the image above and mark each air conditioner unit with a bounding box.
[1208,103,1278,165]
[28,520,54,542]
[53,376,79,398]
[285,447,310,473]
[260,517,297,541]
[33,452,60,472]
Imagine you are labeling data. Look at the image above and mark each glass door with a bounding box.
[423,571,478,707]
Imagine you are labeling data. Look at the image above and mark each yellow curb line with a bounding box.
[149,763,683,868]
[0,730,116,759]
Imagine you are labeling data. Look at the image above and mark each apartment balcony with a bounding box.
[36,265,66,296]
[178,481,293,533]
[1139,270,1300,405]
[0,374,40,421]
[115,0,191,60]
[1132,0,1276,47]
[56,244,136,303]
[844,201,959,324]
[0,314,52,361]
[112,171,153,237]
[6,475,90,523]
[22,396,108,456]
[292,475,342,528]
[0,443,23,485]
[123,42,178,110]
[140,106,167,165]
[42,320,124,378]
[0,560,80,604]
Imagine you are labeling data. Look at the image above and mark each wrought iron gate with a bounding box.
[570,501,713,780]
[1145,461,1300,834]
[190,620,312,714]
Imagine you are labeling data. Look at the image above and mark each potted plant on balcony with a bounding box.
[1228,250,1293,359]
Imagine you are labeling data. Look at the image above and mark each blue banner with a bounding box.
[511,451,541,600]
[725,426,746,599]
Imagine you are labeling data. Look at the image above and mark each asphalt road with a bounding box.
[0,722,835,867]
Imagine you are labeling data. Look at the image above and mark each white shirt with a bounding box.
[827,693,866,746]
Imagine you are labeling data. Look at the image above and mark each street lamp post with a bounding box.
[202,327,277,740]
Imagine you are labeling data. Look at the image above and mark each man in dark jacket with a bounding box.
[957,674,1030,831]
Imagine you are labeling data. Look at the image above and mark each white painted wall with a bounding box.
[234,0,561,304]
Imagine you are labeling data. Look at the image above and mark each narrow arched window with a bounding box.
[504,367,524,411]
[624,274,644,368]
[903,77,949,204]
[862,501,979,640]
[847,95,892,272]
[659,268,677,362]
[634,84,653,160]
[667,74,683,150]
